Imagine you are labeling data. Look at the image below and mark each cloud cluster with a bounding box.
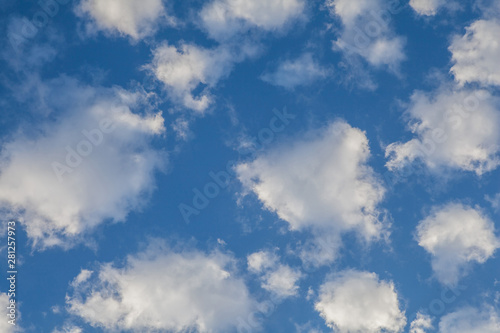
[200,0,305,41]
[260,53,330,90]
[76,0,173,40]
[247,250,302,298]
[315,270,406,333]
[67,242,256,332]
[0,77,165,249]
[385,87,500,175]
[237,120,388,265]
[450,19,500,87]
[1,293,18,332]
[328,0,406,70]
[416,203,499,285]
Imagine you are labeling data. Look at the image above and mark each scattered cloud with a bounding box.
[385,87,500,175]
[438,306,500,333]
[449,19,500,87]
[66,241,256,332]
[236,120,388,266]
[410,312,433,333]
[315,270,407,333]
[409,0,445,16]
[261,53,330,90]
[416,203,500,285]
[0,76,165,249]
[76,0,174,40]
[199,0,305,41]
[247,250,302,298]
[1,293,19,332]
[147,42,259,113]
[327,0,406,71]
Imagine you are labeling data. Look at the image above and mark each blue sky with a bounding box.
[1,0,500,332]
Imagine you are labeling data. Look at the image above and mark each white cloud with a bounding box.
[315,270,407,333]
[410,312,433,333]
[67,242,256,332]
[236,120,388,265]
[200,0,305,41]
[409,0,445,16]
[438,306,500,333]
[328,0,406,70]
[0,77,165,249]
[450,19,500,87]
[52,324,83,333]
[76,0,173,40]
[247,250,302,298]
[385,87,500,175]
[416,203,500,285]
[1,293,19,332]
[261,53,330,90]
[147,42,258,113]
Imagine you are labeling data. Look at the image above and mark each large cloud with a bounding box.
[450,19,500,87]
[315,270,407,333]
[327,0,406,70]
[438,306,500,333]
[236,120,388,265]
[416,203,499,285]
[385,87,500,175]
[200,0,305,41]
[66,242,256,332]
[147,42,258,113]
[0,77,165,249]
[76,0,174,40]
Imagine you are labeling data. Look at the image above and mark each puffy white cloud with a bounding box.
[237,120,388,266]
[261,53,330,90]
[409,0,445,16]
[315,270,407,333]
[67,242,256,332]
[328,0,406,70]
[76,0,173,40]
[450,19,500,87]
[0,77,165,249]
[247,250,302,298]
[385,87,500,175]
[416,203,500,285]
[438,306,500,333]
[410,312,433,333]
[147,42,258,112]
[200,0,305,41]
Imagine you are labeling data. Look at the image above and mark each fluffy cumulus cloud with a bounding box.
[200,0,305,40]
[147,42,258,112]
[409,0,445,16]
[261,53,330,90]
[449,19,500,87]
[315,270,407,333]
[410,312,433,333]
[385,87,500,175]
[247,250,302,298]
[0,77,165,249]
[438,306,500,333]
[416,203,500,285]
[67,242,256,332]
[76,0,173,40]
[328,0,406,70]
[236,120,388,265]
